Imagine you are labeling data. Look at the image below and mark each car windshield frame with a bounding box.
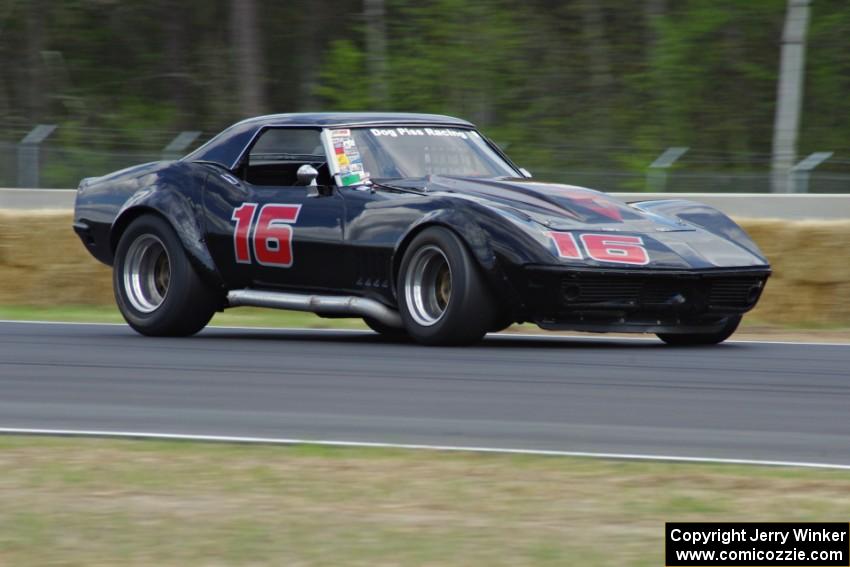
[320,125,520,187]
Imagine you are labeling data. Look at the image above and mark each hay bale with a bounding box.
[1,211,849,325]
[738,218,850,327]
[782,221,850,284]
[0,211,113,306]
[737,219,792,278]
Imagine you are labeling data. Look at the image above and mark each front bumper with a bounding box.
[517,265,771,333]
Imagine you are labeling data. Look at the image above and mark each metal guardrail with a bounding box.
[1,188,849,219]
[0,189,77,210]
[618,192,850,220]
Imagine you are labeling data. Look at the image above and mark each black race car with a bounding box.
[73,113,770,345]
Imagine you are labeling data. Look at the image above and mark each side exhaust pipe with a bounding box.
[226,289,404,329]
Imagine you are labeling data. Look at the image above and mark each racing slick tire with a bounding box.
[656,315,742,346]
[113,214,220,337]
[363,316,410,341]
[398,226,496,346]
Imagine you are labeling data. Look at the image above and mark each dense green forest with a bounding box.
[1,0,848,190]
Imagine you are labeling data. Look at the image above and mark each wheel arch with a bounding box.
[390,211,518,311]
[111,193,224,290]
[110,206,161,254]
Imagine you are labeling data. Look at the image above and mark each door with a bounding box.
[202,127,347,292]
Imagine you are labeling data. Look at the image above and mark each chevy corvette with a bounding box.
[73,113,770,345]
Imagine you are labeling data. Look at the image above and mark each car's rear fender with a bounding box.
[111,183,224,290]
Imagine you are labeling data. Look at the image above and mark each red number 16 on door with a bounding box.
[232,203,302,267]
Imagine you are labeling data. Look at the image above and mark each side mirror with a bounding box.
[519,167,533,179]
[296,164,318,186]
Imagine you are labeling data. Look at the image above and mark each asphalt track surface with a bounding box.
[1,321,849,466]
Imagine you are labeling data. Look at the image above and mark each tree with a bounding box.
[25,0,47,121]
[230,0,266,117]
[163,0,192,128]
[364,0,388,107]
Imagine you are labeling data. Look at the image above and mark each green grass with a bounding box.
[0,304,368,329]
[0,436,848,566]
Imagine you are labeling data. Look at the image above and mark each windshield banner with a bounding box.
[370,127,469,139]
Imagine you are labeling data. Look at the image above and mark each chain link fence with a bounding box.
[2,125,849,193]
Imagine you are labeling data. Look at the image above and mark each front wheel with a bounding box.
[656,315,742,346]
[397,227,496,345]
[114,214,221,336]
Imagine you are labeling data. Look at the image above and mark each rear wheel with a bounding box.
[398,227,496,345]
[656,315,742,346]
[114,214,220,336]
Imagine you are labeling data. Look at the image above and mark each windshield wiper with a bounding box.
[372,179,430,194]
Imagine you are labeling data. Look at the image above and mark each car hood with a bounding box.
[381,175,769,270]
[383,175,674,228]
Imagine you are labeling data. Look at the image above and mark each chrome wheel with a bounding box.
[122,234,171,313]
[404,245,452,327]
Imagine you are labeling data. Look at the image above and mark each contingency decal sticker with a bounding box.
[330,129,369,186]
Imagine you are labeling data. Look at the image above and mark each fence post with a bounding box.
[17,124,57,188]
[771,0,811,193]
[162,131,201,160]
[647,147,688,192]
[790,151,832,193]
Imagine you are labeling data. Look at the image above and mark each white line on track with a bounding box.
[1,321,848,467]
[1,427,849,471]
[1,319,848,346]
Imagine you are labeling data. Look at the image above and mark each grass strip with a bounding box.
[0,304,367,329]
[0,436,848,566]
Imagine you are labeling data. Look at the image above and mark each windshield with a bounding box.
[328,127,518,184]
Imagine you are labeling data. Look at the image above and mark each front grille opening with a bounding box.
[710,279,764,307]
[560,275,764,310]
